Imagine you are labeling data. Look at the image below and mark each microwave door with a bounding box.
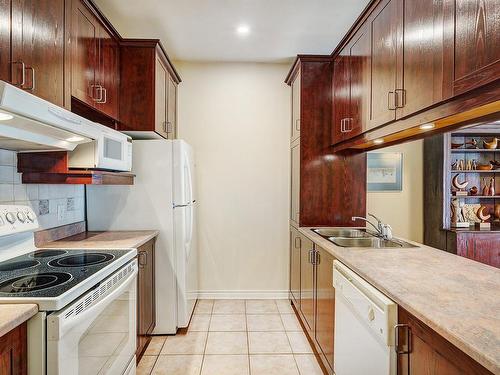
[47,262,137,375]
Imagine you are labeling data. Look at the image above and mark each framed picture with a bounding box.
[367,152,403,191]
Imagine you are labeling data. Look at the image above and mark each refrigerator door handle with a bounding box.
[173,203,190,208]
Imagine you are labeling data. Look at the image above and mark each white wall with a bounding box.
[367,140,423,243]
[0,149,85,230]
[175,61,290,298]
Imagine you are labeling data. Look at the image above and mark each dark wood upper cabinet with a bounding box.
[8,0,64,106]
[68,0,120,120]
[454,0,500,95]
[399,0,449,117]
[291,70,301,141]
[119,40,180,138]
[69,0,98,108]
[0,0,10,82]
[368,0,401,130]
[136,238,156,361]
[96,24,119,119]
[332,48,349,144]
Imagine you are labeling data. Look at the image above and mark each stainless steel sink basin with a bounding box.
[329,237,417,248]
[313,228,370,238]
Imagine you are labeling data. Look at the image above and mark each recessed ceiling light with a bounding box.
[236,25,250,36]
[66,136,85,142]
[0,112,13,121]
[419,123,435,130]
[373,138,384,145]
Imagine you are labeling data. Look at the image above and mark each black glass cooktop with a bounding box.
[0,249,129,298]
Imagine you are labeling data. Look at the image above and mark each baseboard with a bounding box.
[197,290,289,299]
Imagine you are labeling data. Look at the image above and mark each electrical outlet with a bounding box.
[57,204,65,221]
[66,197,75,211]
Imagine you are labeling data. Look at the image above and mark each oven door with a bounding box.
[47,260,137,375]
[96,130,132,172]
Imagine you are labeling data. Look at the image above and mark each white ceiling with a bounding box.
[94,0,370,63]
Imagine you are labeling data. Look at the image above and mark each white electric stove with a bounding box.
[0,205,137,375]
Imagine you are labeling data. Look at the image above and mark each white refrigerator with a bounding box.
[86,139,198,334]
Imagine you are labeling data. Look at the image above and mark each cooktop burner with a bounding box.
[31,250,67,258]
[48,253,115,268]
[0,249,131,299]
[0,272,72,293]
[0,260,40,272]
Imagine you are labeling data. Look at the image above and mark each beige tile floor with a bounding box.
[137,299,324,375]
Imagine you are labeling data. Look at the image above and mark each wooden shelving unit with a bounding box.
[424,124,500,266]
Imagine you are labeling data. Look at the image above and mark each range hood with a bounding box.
[0,81,100,151]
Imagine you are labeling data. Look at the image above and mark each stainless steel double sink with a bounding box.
[313,228,417,249]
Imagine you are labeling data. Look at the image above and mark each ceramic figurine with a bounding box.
[488,177,495,196]
[451,159,458,170]
[469,186,478,196]
[451,198,467,227]
[494,204,500,222]
[476,206,491,222]
[483,137,498,150]
[451,142,464,149]
[452,174,469,194]
[472,159,477,170]
[465,139,478,149]
[466,159,472,171]
[482,178,489,196]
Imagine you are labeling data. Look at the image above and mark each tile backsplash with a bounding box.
[0,149,85,230]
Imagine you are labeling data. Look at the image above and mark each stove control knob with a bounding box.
[5,212,16,224]
[17,212,26,223]
[26,211,35,222]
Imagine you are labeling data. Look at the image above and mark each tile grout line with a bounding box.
[199,303,214,375]
[279,300,302,375]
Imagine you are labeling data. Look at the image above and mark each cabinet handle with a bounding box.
[92,84,104,102]
[294,236,301,249]
[344,118,353,133]
[12,61,26,88]
[25,66,35,91]
[394,324,411,354]
[315,251,320,265]
[308,249,314,264]
[295,119,300,131]
[138,252,147,267]
[388,91,396,110]
[101,87,107,104]
[340,118,345,133]
[395,89,405,108]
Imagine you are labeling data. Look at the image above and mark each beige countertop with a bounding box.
[41,230,159,250]
[0,304,37,337]
[299,227,500,375]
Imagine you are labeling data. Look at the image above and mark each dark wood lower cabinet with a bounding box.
[136,238,156,361]
[0,323,27,375]
[314,246,335,372]
[289,229,335,374]
[397,307,494,375]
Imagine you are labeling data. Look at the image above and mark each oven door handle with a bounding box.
[47,262,138,339]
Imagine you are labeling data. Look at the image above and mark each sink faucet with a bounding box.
[351,213,393,240]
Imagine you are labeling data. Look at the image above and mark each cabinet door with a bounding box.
[399,0,446,118]
[96,25,119,119]
[290,141,300,225]
[346,24,371,140]
[473,236,500,268]
[397,308,489,375]
[70,0,98,107]
[0,0,11,82]
[291,71,301,141]
[454,0,500,95]
[315,246,335,371]
[300,235,315,334]
[368,0,401,130]
[332,50,349,144]
[166,74,177,139]
[0,322,27,375]
[11,0,64,106]
[137,240,155,357]
[289,226,301,305]
[155,57,168,138]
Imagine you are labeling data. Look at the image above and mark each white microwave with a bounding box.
[68,129,132,172]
